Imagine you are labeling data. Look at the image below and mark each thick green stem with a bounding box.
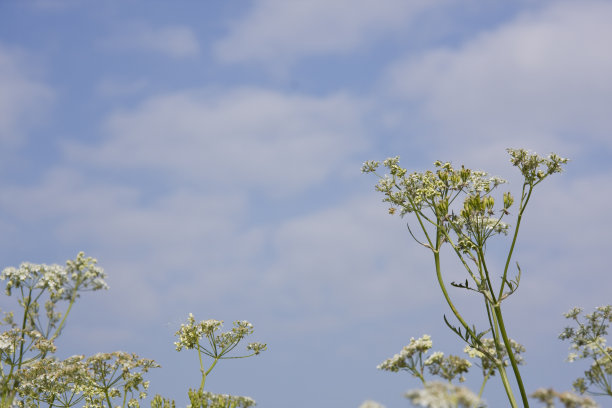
[494,305,529,407]
[105,390,113,408]
[497,363,519,408]
[487,302,518,407]
[433,246,517,407]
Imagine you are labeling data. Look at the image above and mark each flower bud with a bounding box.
[460,166,470,182]
[503,192,514,209]
[435,198,449,218]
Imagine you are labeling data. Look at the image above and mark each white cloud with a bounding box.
[0,43,53,146]
[0,167,429,330]
[215,0,441,67]
[0,165,257,319]
[383,1,612,159]
[1,84,370,330]
[67,87,368,196]
[105,23,200,58]
[263,195,440,328]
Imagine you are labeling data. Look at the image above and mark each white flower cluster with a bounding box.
[246,342,266,355]
[1,252,108,300]
[174,314,223,351]
[559,305,612,396]
[405,381,484,408]
[0,330,16,352]
[174,313,266,358]
[1,263,66,298]
[16,352,157,408]
[507,148,569,185]
[377,335,433,372]
[531,388,598,408]
[463,338,525,378]
[187,390,256,408]
[424,351,445,366]
[358,400,386,408]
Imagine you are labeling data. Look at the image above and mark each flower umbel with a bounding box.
[174,313,266,396]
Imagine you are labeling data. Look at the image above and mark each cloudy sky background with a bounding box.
[1,1,611,407]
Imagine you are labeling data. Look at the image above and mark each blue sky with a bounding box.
[1,1,611,407]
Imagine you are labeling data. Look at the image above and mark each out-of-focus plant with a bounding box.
[526,305,611,408]
[0,253,266,408]
[377,334,484,408]
[363,148,569,407]
[559,306,612,397]
[530,388,598,408]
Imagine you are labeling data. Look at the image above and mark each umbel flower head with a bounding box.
[187,389,256,408]
[174,313,266,359]
[358,400,386,408]
[464,338,525,378]
[361,156,507,218]
[405,381,484,408]
[559,305,612,396]
[16,352,158,408]
[506,148,569,185]
[1,252,108,301]
[377,335,433,372]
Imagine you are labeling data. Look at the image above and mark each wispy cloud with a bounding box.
[0,43,53,146]
[66,87,368,196]
[214,0,441,68]
[382,1,612,161]
[104,23,200,58]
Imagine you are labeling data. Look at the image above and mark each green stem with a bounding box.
[197,340,206,393]
[50,281,81,343]
[17,288,33,369]
[439,226,480,285]
[594,341,612,364]
[477,248,497,305]
[494,305,529,407]
[498,185,532,299]
[431,228,488,354]
[201,357,219,393]
[487,302,518,408]
[478,373,490,398]
[413,368,426,385]
[104,388,114,408]
[497,363,519,408]
[433,247,471,337]
[2,289,35,407]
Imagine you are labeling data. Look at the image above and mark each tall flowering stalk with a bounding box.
[363,148,568,407]
[174,313,266,408]
[0,252,109,407]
